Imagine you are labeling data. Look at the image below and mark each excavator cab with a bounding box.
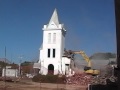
[84,66,99,75]
[84,66,91,71]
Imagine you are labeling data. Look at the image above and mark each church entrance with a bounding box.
[48,64,54,75]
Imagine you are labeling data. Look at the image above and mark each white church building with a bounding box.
[34,9,73,75]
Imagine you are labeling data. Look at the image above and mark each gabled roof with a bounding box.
[48,9,59,26]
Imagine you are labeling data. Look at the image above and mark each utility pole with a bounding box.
[19,56,23,78]
[4,46,6,90]
[114,0,120,90]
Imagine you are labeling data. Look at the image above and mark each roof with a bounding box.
[48,8,59,26]
[33,63,41,68]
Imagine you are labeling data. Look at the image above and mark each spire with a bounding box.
[49,8,59,25]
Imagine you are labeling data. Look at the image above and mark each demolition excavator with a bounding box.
[66,50,100,75]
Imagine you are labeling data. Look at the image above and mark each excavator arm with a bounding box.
[71,50,100,75]
[72,51,91,67]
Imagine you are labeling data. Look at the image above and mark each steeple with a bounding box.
[48,9,59,26]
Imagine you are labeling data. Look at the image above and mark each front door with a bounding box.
[48,64,54,75]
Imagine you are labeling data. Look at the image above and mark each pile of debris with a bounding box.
[65,73,92,85]
[91,75,117,85]
[65,72,117,86]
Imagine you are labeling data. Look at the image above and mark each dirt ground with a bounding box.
[0,80,87,90]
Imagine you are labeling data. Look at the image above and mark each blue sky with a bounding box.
[0,0,116,63]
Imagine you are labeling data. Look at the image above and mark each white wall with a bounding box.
[2,69,18,77]
[39,23,66,75]
[61,57,71,74]
[38,10,67,75]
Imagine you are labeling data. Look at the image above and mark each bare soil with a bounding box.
[0,79,87,90]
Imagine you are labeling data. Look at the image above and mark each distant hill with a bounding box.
[89,52,116,60]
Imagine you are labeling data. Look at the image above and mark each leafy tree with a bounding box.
[0,61,9,68]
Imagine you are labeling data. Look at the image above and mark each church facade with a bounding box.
[36,9,72,75]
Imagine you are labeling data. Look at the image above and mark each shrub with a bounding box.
[32,74,41,82]
[32,74,66,84]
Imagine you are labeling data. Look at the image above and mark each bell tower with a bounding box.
[39,9,66,75]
